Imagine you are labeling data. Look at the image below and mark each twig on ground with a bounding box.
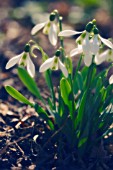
[0,134,31,156]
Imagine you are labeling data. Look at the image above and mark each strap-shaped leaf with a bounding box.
[18,67,42,100]
[74,90,87,130]
[34,104,54,130]
[60,77,71,105]
[5,85,34,107]
[73,71,83,94]
[60,77,74,118]
[44,70,52,93]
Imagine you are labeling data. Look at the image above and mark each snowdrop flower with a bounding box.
[31,12,58,46]
[5,44,35,77]
[59,20,113,67]
[70,31,98,66]
[39,50,68,78]
[59,22,95,66]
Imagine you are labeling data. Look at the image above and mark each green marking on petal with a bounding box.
[22,53,27,60]
[43,22,50,34]
[109,49,112,55]
[81,32,86,39]
[54,57,58,63]
[52,66,56,70]
[20,62,25,66]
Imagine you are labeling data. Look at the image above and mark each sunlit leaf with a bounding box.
[5,85,34,107]
[18,67,42,100]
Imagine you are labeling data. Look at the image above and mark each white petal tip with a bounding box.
[58,30,82,37]
[31,22,46,35]
[109,75,113,84]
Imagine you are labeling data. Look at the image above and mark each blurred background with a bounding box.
[0,0,113,61]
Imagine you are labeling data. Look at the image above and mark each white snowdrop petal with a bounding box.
[5,53,23,69]
[70,48,82,57]
[49,22,57,46]
[58,59,68,78]
[109,75,113,84]
[84,53,92,67]
[99,35,113,49]
[95,54,103,65]
[58,30,83,37]
[95,50,109,65]
[70,44,83,57]
[27,54,35,77]
[31,22,47,35]
[70,48,80,57]
[90,35,99,55]
[82,33,90,54]
[39,57,55,72]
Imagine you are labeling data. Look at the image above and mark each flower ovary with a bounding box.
[24,44,30,52]
[85,22,93,32]
[93,26,99,34]
[55,50,61,57]
[49,12,56,21]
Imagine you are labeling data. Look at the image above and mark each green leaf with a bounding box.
[60,77,74,118]
[18,67,42,100]
[78,137,87,148]
[5,85,34,107]
[73,71,84,95]
[34,104,54,130]
[81,66,88,81]
[74,90,87,130]
[76,71,83,90]
[44,70,52,91]
[65,56,73,74]
[60,78,71,106]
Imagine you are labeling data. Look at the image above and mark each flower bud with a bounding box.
[55,50,61,57]
[85,22,93,32]
[53,9,58,14]
[49,12,56,21]
[24,44,30,52]
[59,16,63,21]
[92,19,96,25]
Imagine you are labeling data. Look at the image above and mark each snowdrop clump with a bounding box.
[5,10,113,158]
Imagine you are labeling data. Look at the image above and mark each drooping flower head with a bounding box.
[5,44,35,77]
[39,49,68,78]
[31,11,59,46]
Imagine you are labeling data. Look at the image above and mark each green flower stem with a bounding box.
[47,70,56,110]
[58,16,65,62]
[80,56,96,138]
[68,74,77,147]
[59,16,64,48]
[69,73,75,120]
[85,55,95,89]
[74,55,83,80]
